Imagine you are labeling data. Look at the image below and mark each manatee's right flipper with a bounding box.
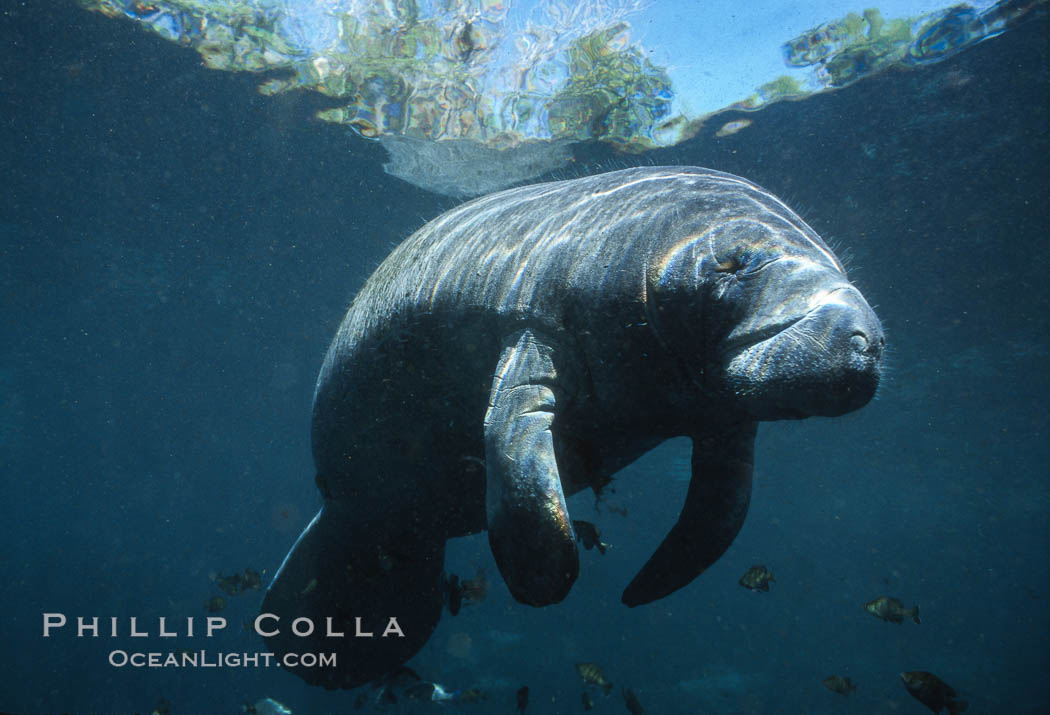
[260,505,445,689]
[484,329,579,606]
[622,424,757,607]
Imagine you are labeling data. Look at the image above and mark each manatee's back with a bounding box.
[308,166,767,528]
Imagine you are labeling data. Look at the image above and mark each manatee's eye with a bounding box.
[715,248,775,276]
[715,256,742,273]
[714,247,755,274]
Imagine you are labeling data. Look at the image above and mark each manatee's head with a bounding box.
[651,207,884,420]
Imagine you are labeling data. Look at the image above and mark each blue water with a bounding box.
[2,4,1048,714]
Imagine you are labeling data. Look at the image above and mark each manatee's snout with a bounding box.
[803,291,884,414]
[724,285,884,419]
[814,287,884,362]
[848,325,883,358]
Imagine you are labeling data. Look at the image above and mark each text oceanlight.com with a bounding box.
[107,650,335,669]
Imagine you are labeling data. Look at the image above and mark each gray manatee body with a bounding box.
[260,166,884,689]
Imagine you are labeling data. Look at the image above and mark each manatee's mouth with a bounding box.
[718,314,806,364]
[718,288,884,419]
[719,285,863,360]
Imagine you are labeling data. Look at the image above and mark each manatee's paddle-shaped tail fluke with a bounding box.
[622,424,757,607]
[260,505,445,689]
[485,330,579,606]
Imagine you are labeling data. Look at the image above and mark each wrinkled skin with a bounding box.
[260,167,884,689]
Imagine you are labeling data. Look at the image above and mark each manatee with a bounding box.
[260,166,884,689]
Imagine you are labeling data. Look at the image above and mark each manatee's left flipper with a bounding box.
[484,329,578,606]
[622,423,757,607]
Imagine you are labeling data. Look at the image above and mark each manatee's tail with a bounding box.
[259,506,445,690]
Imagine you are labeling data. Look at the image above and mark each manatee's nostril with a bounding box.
[849,332,869,353]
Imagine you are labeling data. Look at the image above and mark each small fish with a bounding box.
[622,687,645,714]
[301,577,317,595]
[443,567,490,616]
[204,596,226,613]
[900,671,968,714]
[573,520,611,555]
[215,568,263,595]
[516,685,529,713]
[460,567,488,605]
[823,675,857,694]
[582,691,595,710]
[576,663,613,694]
[216,571,242,595]
[864,596,920,624]
[430,683,460,703]
[151,698,172,715]
[240,568,262,590]
[739,565,775,591]
[403,681,459,703]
